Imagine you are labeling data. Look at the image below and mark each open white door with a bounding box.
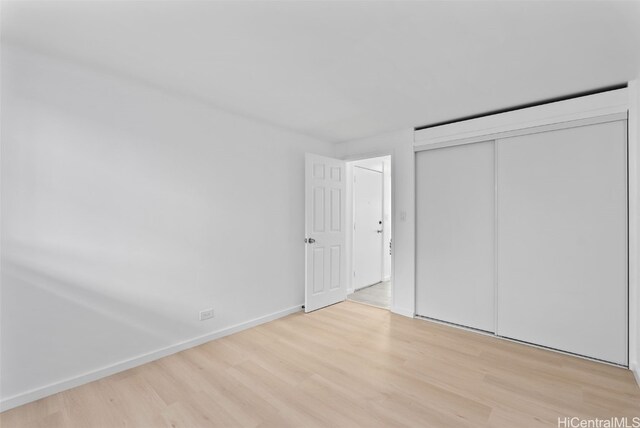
[305,153,346,312]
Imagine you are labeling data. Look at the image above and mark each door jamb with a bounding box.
[341,151,394,310]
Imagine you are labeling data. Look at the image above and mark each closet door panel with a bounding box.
[497,120,627,365]
[415,141,495,332]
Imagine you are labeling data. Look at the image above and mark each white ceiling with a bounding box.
[2,1,640,143]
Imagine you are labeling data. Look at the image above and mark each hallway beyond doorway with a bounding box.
[347,281,391,309]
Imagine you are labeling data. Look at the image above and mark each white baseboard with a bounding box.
[631,362,640,389]
[0,304,302,412]
[390,306,414,318]
[353,281,387,292]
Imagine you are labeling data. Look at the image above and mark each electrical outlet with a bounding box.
[199,308,214,321]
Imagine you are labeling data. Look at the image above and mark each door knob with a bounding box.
[376,230,383,233]
[305,238,316,243]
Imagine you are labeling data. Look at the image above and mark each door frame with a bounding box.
[341,151,395,309]
[352,164,384,291]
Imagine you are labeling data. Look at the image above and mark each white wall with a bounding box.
[335,130,415,317]
[0,45,335,408]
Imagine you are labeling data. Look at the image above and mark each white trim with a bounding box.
[390,150,397,312]
[390,306,414,318]
[629,80,639,383]
[494,140,499,335]
[414,88,629,148]
[414,112,627,152]
[0,304,302,412]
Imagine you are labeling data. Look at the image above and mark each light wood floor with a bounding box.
[2,301,639,427]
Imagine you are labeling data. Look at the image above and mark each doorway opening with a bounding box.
[346,155,392,309]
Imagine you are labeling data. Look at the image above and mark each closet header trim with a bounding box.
[414,112,627,152]
[414,88,629,152]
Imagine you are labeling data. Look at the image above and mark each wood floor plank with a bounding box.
[2,301,639,427]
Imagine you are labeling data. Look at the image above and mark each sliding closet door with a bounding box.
[497,120,627,365]
[416,141,495,332]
